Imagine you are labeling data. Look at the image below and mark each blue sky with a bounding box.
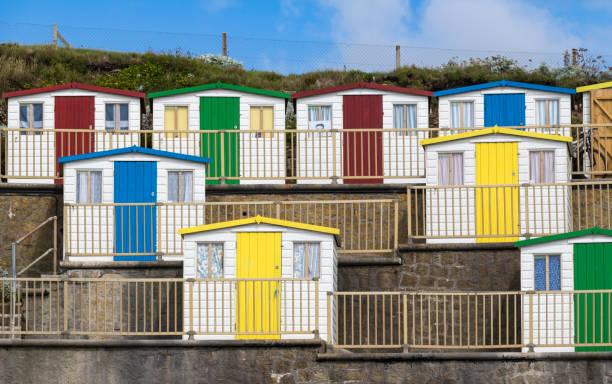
[2,0,612,73]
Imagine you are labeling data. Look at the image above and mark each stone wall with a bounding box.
[0,341,611,383]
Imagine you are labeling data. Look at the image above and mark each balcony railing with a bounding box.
[3,124,611,182]
[63,199,399,258]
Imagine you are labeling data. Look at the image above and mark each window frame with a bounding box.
[195,242,224,278]
[533,254,561,291]
[529,150,555,184]
[167,170,194,203]
[76,170,102,204]
[19,102,44,135]
[535,98,560,126]
[438,152,464,186]
[449,100,474,131]
[250,105,274,139]
[293,242,321,279]
[105,103,130,131]
[392,103,418,136]
[164,105,189,139]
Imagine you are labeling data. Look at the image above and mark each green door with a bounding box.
[200,97,240,185]
[574,242,612,351]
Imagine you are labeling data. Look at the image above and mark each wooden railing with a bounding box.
[0,277,319,339]
[408,181,612,241]
[3,124,611,182]
[63,199,399,258]
[330,290,612,350]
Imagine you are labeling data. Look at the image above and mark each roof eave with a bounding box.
[147,82,290,99]
[514,227,612,247]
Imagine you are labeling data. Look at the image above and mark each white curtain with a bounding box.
[536,100,546,126]
[438,155,450,185]
[321,106,330,121]
[76,172,88,203]
[119,104,129,130]
[543,151,554,183]
[529,152,540,183]
[309,106,330,122]
[452,153,463,185]
[450,103,461,129]
[168,171,179,202]
[393,105,404,128]
[105,104,115,130]
[406,104,416,129]
[181,171,193,202]
[463,102,473,128]
[90,171,102,203]
[530,151,555,183]
[548,100,559,125]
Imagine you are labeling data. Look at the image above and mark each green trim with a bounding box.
[147,81,290,99]
[514,227,612,247]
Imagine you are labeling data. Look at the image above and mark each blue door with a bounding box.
[484,93,525,127]
[114,161,157,261]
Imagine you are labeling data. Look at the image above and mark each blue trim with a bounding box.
[58,146,211,164]
[433,80,576,97]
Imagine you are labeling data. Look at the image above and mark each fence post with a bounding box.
[222,32,227,56]
[523,185,530,239]
[395,45,400,69]
[275,201,281,219]
[53,216,57,275]
[331,129,338,184]
[63,281,68,332]
[327,292,332,345]
[10,243,16,333]
[314,279,319,339]
[406,186,412,242]
[394,199,399,250]
[53,24,58,46]
[403,294,408,347]
[220,131,226,184]
[528,291,534,352]
[188,280,194,340]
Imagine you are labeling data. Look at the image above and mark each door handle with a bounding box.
[275,265,279,269]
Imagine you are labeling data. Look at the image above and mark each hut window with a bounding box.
[438,153,463,185]
[196,243,223,278]
[529,151,554,183]
[164,106,188,138]
[168,171,193,202]
[76,170,102,203]
[19,103,43,135]
[393,104,417,135]
[534,255,561,291]
[293,243,320,279]
[250,106,273,138]
[308,106,331,135]
[105,104,129,130]
[536,100,559,126]
[450,101,473,131]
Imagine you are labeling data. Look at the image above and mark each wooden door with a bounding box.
[54,96,95,184]
[590,89,612,175]
[484,94,525,127]
[574,242,612,351]
[113,161,157,261]
[475,142,519,242]
[342,95,383,184]
[200,97,240,185]
[236,232,281,339]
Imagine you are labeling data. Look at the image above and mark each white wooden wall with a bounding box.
[295,89,429,184]
[6,89,141,184]
[63,152,207,261]
[181,223,337,342]
[424,134,571,243]
[437,87,572,136]
[150,89,286,184]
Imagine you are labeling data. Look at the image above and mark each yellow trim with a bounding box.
[420,126,572,146]
[576,82,612,93]
[178,215,340,236]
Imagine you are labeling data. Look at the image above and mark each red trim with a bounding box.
[290,81,433,99]
[2,82,146,99]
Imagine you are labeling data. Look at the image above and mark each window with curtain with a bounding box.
[534,255,561,291]
[19,103,43,135]
[250,106,274,138]
[196,243,223,278]
[529,151,554,183]
[105,104,129,130]
[450,101,474,132]
[393,104,417,136]
[164,106,188,138]
[535,100,559,126]
[76,170,102,203]
[438,153,463,186]
[308,105,331,136]
[168,171,193,202]
[293,243,320,279]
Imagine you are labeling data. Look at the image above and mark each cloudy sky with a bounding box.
[1,0,611,73]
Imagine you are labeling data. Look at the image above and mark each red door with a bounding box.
[54,96,95,184]
[342,95,383,184]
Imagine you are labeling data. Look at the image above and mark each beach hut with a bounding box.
[59,146,209,262]
[421,127,572,243]
[515,227,612,352]
[2,82,145,184]
[147,82,290,185]
[291,82,433,184]
[434,80,574,135]
[178,215,339,341]
[576,82,612,175]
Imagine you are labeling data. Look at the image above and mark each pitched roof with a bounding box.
[179,215,341,244]
[290,81,433,99]
[514,227,612,247]
[420,126,573,146]
[147,81,290,99]
[58,146,210,164]
[433,80,576,97]
[576,81,612,93]
[2,82,146,99]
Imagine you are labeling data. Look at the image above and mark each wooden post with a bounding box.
[222,32,227,56]
[53,24,58,46]
[395,45,400,70]
[572,48,577,67]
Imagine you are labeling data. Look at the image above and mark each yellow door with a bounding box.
[236,232,281,339]
[475,142,519,242]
